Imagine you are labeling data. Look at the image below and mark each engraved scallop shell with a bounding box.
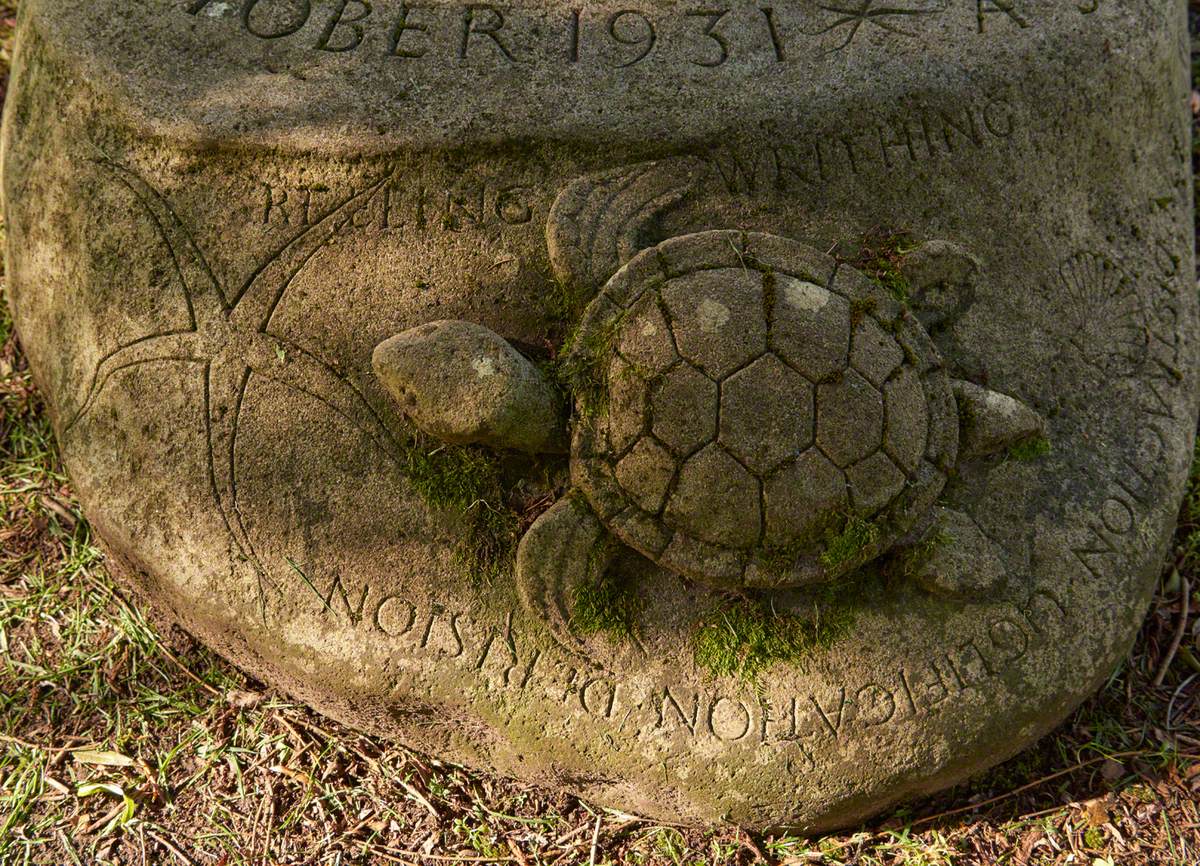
[1048,251,1147,376]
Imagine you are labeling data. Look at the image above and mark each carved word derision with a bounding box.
[182,0,1082,68]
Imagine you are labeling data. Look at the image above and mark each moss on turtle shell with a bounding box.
[848,228,917,306]
[820,514,882,569]
[554,306,630,418]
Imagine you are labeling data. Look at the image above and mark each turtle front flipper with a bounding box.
[372,319,566,454]
[905,506,1007,598]
[546,157,708,296]
[902,382,1042,598]
[515,495,622,660]
[951,379,1044,459]
[897,240,981,333]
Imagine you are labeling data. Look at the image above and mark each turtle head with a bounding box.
[371,159,707,456]
[372,319,567,455]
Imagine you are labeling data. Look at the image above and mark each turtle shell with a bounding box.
[569,230,959,589]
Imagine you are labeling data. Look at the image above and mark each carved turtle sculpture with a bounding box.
[371,160,1045,649]
[561,227,963,590]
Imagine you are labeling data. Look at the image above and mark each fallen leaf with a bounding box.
[1014,828,1043,866]
[226,689,264,709]
[77,781,138,835]
[1082,795,1110,828]
[72,749,134,768]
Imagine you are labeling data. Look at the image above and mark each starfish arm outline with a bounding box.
[244,335,408,466]
[64,332,205,432]
[810,1,943,51]
[230,173,394,334]
[74,157,404,621]
[94,156,229,323]
[203,356,281,617]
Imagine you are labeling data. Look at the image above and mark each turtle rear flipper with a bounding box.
[516,495,622,659]
[907,506,1007,598]
[951,379,1044,459]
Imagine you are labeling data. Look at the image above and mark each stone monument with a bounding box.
[2,0,1195,830]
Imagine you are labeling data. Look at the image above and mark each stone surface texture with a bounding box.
[2,0,1196,832]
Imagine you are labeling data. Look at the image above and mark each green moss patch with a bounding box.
[821,515,881,569]
[898,528,951,579]
[409,443,517,581]
[554,308,627,418]
[1007,435,1052,462]
[1182,438,1200,525]
[394,273,596,581]
[570,568,642,641]
[760,266,778,321]
[545,277,590,328]
[405,441,499,509]
[402,438,556,583]
[756,514,882,580]
[756,539,811,579]
[849,296,878,327]
[846,229,916,305]
[692,591,856,681]
[1175,439,1200,575]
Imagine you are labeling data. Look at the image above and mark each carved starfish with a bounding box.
[66,158,404,619]
[813,0,942,51]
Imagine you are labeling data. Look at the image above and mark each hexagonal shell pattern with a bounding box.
[570,231,958,590]
[719,354,814,474]
[661,268,768,379]
[771,277,851,381]
[651,365,718,457]
[816,369,884,469]
[664,444,761,548]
